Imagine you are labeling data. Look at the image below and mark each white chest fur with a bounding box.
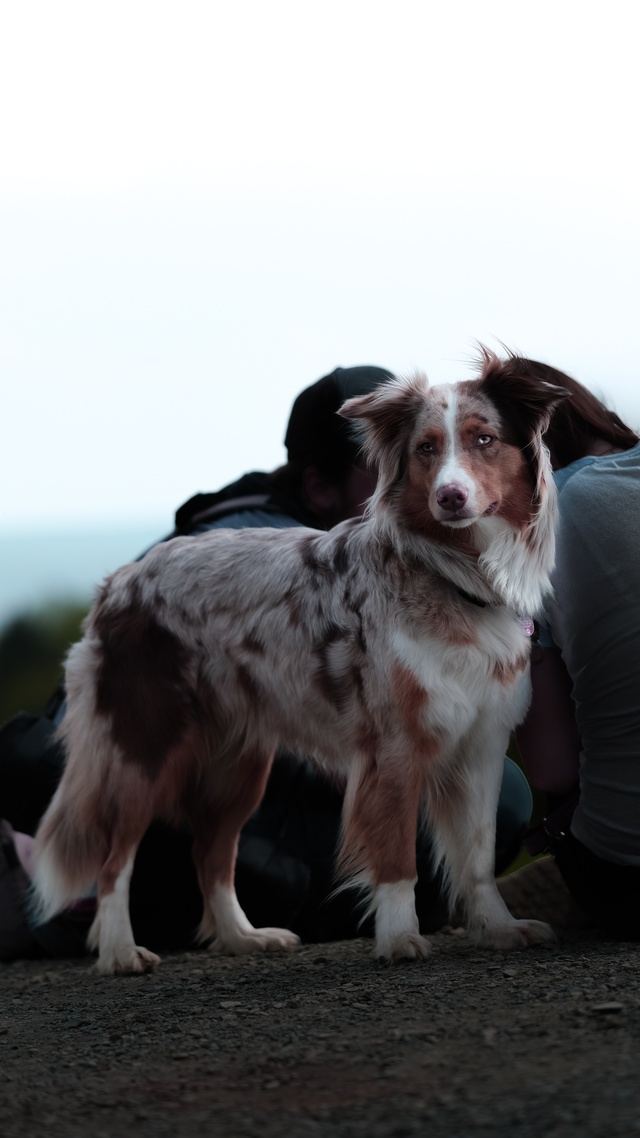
[391,609,531,741]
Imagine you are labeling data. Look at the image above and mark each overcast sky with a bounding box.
[2,0,639,532]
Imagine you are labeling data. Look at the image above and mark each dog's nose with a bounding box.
[436,482,469,511]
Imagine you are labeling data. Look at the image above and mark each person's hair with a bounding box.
[270,364,394,524]
[504,357,639,469]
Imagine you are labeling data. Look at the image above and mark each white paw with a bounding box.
[97,945,161,975]
[374,931,432,962]
[472,918,556,950]
[212,927,300,955]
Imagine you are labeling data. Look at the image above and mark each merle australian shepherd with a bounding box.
[33,350,566,974]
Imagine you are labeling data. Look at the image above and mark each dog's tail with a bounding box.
[31,639,111,923]
[31,784,107,924]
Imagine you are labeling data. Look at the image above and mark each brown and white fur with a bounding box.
[33,351,566,974]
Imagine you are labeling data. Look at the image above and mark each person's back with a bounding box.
[512,355,640,936]
[547,444,640,866]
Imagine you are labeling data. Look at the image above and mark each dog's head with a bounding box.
[339,350,568,612]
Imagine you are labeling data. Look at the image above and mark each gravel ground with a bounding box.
[2,928,640,1138]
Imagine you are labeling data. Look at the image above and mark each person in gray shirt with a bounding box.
[515,359,640,936]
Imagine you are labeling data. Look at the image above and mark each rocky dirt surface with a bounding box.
[2,929,640,1138]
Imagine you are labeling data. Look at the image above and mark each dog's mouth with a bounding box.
[437,499,499,526]
[438,512,476,527]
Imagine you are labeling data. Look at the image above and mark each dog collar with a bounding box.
[455,587,487,608]
[455,588,535,636]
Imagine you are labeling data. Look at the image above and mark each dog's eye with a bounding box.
[418,440,435,454]
[476,434,494,448]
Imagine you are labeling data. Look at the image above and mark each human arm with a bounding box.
[515,645,582,796]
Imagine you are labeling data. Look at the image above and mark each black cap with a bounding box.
[284,365,394,473]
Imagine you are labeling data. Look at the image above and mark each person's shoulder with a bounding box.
[562,444,640,491]
[554,463,598,521]
[174,471,277,533]
[604,440,640,473]
[554,456,597,495]
[557,445,640,527]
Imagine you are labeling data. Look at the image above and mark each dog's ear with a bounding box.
[339,374,428,469]
[475,346,569,440]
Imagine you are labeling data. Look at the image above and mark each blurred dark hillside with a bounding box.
[0,603,88,724]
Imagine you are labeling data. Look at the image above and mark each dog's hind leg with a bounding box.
[192,751,300,955]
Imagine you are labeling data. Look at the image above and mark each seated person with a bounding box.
[0,365,533,958]
[513,358,640,937]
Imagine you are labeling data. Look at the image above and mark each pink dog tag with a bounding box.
[518,616,535,636]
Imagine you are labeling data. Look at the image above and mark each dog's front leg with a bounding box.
[434,728,555,949]
[341,758,430,961]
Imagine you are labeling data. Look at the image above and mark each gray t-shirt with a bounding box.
[545,442,640,865]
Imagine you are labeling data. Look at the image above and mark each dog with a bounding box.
[33,349,566,974]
